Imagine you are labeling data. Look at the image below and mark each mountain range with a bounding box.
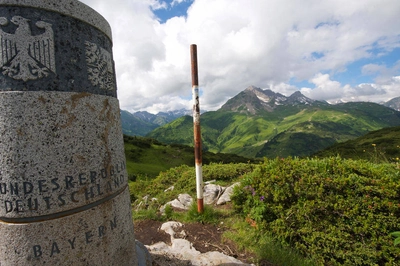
[382,96,400,111]
[122,86,400,158]
[120,109,193,136]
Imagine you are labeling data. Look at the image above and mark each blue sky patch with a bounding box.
[153,0,194,23]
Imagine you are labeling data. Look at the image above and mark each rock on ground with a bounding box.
[217,183,240,205]
[146,221,254,266]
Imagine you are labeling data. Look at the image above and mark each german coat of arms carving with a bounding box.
[0,16,56,82]
[85,41,114,91]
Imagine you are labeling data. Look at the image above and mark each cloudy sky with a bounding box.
[80,0,400,114]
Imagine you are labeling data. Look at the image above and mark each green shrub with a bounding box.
[202,162,256,182]
[225,220,316,266]
[129,162,255,205]
[232,156,400,265]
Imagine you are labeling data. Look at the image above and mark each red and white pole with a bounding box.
[190,44,204,213]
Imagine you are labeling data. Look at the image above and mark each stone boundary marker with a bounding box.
[0,1,138,265]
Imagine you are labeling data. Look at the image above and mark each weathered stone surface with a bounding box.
[0,92,127,219]
[0,1,140,265]
[178,193,194,208]
[217,182,240,205]
[161,194,193,212]
[168,199,188,210]
[160,221,183,239]
[0,188,137,265]
[203,184,225,205]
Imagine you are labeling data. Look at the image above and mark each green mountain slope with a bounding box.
[314,125,400,162]
[147,87,400,158]
[120,110,158,136]
[124,135,256,178]
[146,115,194,145]
[256,102,400,158]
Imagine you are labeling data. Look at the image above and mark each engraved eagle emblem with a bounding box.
[0,16,56,81]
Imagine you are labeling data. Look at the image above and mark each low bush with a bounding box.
[231,156,400,265]
[224,220,316,266]
[129,162,255,204]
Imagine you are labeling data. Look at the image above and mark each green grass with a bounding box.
[124,135,258,178]
[183,201,224,224]
[124,136,194,178]
[125,141,190,177]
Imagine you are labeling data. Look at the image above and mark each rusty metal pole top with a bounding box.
[191,44,199,86]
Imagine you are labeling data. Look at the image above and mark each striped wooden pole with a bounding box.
[190,44,204,213]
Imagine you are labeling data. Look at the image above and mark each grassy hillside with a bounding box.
[124,135,258,178]
[147,102,400,158]
[314,125,400,162]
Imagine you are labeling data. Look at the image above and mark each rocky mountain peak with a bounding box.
[245,86,273,104]
[287,91,315,105]
[244,85,262,93]
[220,86,319,114]
[383,96,400,111]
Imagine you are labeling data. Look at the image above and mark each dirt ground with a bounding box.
[134,219,275,266]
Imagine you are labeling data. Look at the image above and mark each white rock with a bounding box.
[160,221,183,239]
[169,199,187,210]
[161,194,193,213]
[217,182,241,205]
[178,193,193,208]
[203,184,225,205]
[147,221,254,266]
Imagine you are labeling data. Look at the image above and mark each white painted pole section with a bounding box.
[192,84,204,202]
[195,162,203,199]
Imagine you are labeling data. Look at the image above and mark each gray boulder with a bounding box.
[217,182,240,205]
[203,184,225,205]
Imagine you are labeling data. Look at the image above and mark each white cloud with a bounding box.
[79,0,400,113]
[301,73,346,101]
[171,0,188,7]
[149,0,168,10]
[269,83,299,97]
[300,73,400,103]
[362,61,400,84]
